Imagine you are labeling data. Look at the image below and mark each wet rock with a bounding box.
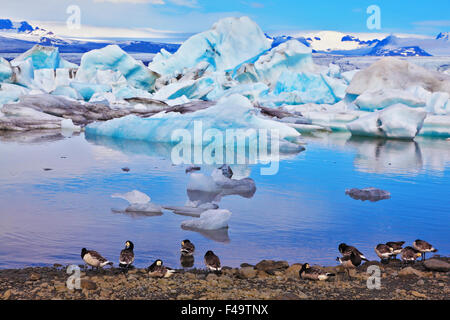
[185,166,201,174]
[80,279,97,290]
[273,292,307,300]
[255,260,289,273]
[239,267,257,279]
[29,272,41,281]
[240,263,254,268]
[345,187,391,202]
[423,259,450,272]
[410,290,427,299]
[398,267,426,277]
[3,289,12,300]
[121,167,130,172]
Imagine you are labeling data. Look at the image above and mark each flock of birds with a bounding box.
[80,239,438,281]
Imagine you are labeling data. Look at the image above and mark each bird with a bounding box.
[299,263,335,281]
[385,241,405,260]
[119,240,135,268]
[81,248,113,269]
[204,250,221,272]
[338,243,369,262]
[374,244,394,263]
[336,251,362,279]
[180,239,195,256]
[413,240,437,261]
[147,259,175,278]
[401,246,422,264]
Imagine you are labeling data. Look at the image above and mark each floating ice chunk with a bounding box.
[234,40,315,86]
[355,89,427,111]
[10,59,34,87]
[86,94,301,143]
[347,104,427,139]
[341,69,359,84]
[166,95,191,106]
[419,114,450,138]
[149,16,271,77]
[77,45,158,91]
[12,45,77,70]
[61,118,81,132]
[346,57,450,96]
[327,63,341,78]
[112,190,162,213]
[51,86,82,100]
[0,57,12,82]
[181,209,231,230]
[345,187,391,202]
[112,190,151,204]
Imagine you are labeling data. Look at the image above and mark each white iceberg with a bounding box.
[86,94,301,144]
[0,57,12,82]
[419,114,450,138]
[111,190,162,213]
[148,16,271,77]
[355,88,427,111]
[181,209,232,230]
[347,104,427,139]
[76,45,158,92]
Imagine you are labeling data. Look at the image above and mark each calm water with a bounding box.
[0,130,449,269]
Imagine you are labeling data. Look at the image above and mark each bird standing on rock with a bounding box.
[374,244,394,263]
[299,263,335,281]
[81,248,113,270]
[180,239,195,256]
[413,240,437,261]
[338,243,369,261]
[401,246,422,264]
[119,240,135,269]
[204,250,221,272]
[386,241,405,260]
[336,251,362,279]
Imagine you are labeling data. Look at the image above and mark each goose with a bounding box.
[81,248,113,269]
[204,250,221,272]
[385,241,405,260]
[336,251,362,279]
[180,239,195,256]
[338,243,369,261]
[374,244,394,263]
[401,246,422,264]
[147,259,175,278]
[413,240,437,261]
[299,263,335,281]
[119,240,135,268]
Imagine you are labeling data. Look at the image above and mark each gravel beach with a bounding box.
[1,257,448,300]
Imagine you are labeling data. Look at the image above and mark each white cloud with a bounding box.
[413,20,450,27]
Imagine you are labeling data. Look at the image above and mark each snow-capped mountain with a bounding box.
[0,19,180,55]
[436,32,449,41]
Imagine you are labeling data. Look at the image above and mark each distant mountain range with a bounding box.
[0,18,449,57]
[0,18,180,55]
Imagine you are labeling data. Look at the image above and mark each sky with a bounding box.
[1,0,449,39]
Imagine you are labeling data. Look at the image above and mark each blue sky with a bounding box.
[2,0,449,36]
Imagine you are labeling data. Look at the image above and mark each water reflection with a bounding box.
[0,130,69,144]
[180,225,230,243]
[111,208,163,218]
[180,255,195,268]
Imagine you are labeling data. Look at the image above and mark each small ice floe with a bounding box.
[164,202,218,217]
[111,190,162,213]
[345,187,391,202]
[181,209,231,230]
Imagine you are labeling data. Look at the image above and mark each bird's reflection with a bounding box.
[180,255,195,268]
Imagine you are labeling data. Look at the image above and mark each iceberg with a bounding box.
[347,104,427,139]
[85,94,301,144]
[0,57,12,82]
[346,57,450,96]
[355,88,427,111]
[233,40,316,86]
[76,45,158,92]
[148,16,271,77]
[11,45,77,70]
[419,114,450,138]
[180,209,232,230]
[111,190,162,213]
[0,83,29,106]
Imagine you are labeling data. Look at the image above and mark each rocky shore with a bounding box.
[1,257,448,300]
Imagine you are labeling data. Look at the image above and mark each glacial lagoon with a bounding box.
[0,131,448,269]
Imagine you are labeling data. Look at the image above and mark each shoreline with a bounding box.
[1,256,448,300]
